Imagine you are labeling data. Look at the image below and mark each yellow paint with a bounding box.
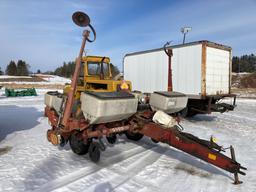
[212,137,217,143]
[208,153,217,161]
[63,56,132,99]
[121,81,129,90]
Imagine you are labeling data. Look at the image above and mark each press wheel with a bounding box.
[125,131,143,141]
[106,134,117,144]
[69,133,90,155]
[89,142,101,163]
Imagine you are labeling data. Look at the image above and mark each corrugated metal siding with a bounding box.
[124,51,168,93]
[172,45,202,95]
[206,47,230,95]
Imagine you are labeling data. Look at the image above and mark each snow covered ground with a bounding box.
[0,75,71,85]
[0,75,32,79]
[0,90,255,192]
[35,75,71,85]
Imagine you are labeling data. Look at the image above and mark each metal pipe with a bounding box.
[62,30,90,127]
[183,33,186,44]
[87,125,130,138]
[167,49,173,91]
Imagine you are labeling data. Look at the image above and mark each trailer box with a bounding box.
[124,41,236,116]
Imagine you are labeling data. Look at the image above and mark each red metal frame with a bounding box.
[62,30,90,127]
[45,105,246,183]
[167,49,173,92]
[139,122,245,175]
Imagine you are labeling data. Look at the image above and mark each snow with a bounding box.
[0,90,255,192]
[0,75,32,79]
[38,75,71,84]
[0,75,71,85]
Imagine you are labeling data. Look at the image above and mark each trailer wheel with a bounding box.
[151,138,159,143]
[125,131,143,141]
[106,134,117,144]
[69,133,90,155]
[180,107,188,117]
[186,110,198,117]
[89,142,101,163]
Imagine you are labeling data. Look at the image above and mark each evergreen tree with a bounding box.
[232,54,256,73]
[5,61,17,75]
[54,61,75,77]
[53,60,120,78]
[17,60,29,76]
[37,69,41,74]
[0,67,4,75]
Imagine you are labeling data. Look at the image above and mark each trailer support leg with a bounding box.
[230,145,242,184]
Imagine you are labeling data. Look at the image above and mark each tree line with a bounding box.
[1,59,120,77]
[1,53,255,76]
[232,54,256,73]
[4,60,30,76]
[53,61,120,78]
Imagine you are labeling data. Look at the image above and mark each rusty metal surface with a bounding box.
[45,102,246,182]
[163,42,173,92]
[86,125,130,138]
[45,106,130,139]
[45,106,89,132]
[139,122,246,178]
[167,49,173,91]
[61,30,90,127]
[229,50,232,94]
[201,42,207,97]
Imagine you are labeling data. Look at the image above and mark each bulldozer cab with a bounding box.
[83,56,112,81]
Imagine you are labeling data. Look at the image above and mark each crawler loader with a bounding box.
[63,55,132,99]
[44,11,246,184]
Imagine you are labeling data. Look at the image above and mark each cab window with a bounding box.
[87,62,109,76]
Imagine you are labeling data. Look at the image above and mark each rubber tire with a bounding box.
[106,134,117,144]
[180,107,188,117]
[151,138,159,143]
[59,136,67,147]
[89,142,101,163]
[186,110,198,117]
[125,131,143,141]
[69,133,89,155]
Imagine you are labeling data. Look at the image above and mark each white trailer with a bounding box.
[124,41,236,116]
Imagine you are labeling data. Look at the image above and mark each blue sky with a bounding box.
[0,0,255,72]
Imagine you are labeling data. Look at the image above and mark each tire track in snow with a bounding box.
[56,145,166,192]
[107,147,166,192]
[221,112,256,123]
[34,142,156,192]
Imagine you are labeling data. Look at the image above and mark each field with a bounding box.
[0,88,255,192]
[0,75,70,89]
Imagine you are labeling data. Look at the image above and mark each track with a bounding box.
[34,140,161,192]
[51,145,167,192]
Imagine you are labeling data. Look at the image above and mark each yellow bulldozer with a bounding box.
[63,55,132,99]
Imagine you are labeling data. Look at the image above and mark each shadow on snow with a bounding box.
[0,105,42,142]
